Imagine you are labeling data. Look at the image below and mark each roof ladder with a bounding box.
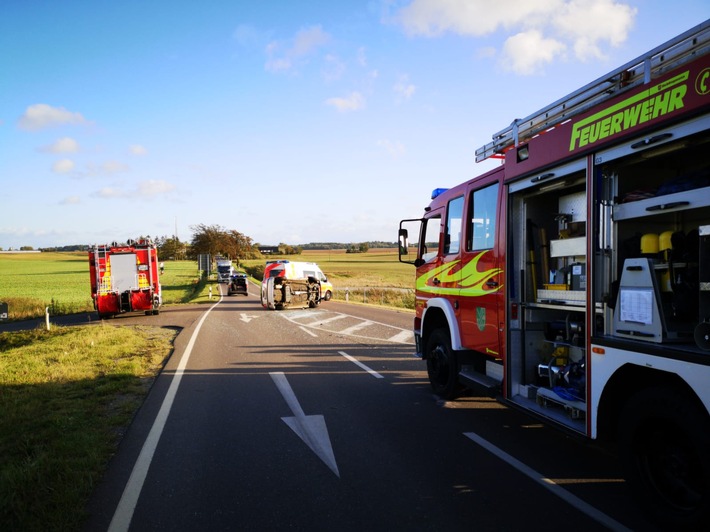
[475,19,710,162]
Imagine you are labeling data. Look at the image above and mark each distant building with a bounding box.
[259,246,280,254]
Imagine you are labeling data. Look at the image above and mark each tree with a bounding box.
[190,224,227,257]
[189,224,261,261]
[157,236,187,260]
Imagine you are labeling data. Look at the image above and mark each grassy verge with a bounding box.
[0,324,175,531]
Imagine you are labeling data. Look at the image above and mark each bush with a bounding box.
[244,264,264,281]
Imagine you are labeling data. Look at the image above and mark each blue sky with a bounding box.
[2,1,709,249]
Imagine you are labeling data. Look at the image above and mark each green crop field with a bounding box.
[0,249,416,321]
[0,252,217,321]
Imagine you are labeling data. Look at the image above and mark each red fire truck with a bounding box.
[88,239,162,319]
[399,20,710,527]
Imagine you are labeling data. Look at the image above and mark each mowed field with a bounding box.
[241,248,414,288]
[0,249,414,321]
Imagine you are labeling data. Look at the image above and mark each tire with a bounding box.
[324,291,332,301]
[424,328,462,400]
[619,387,710,528]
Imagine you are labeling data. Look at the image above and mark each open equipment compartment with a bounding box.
[594,122,710,352]
[507,161,589,432]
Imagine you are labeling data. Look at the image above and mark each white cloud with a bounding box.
[93,187,124,198]
[103,160,129,173]
[60,196,81,205]
[377,139,406,158]
[293,25,330,56]
[41,137,80,153]
[18,104,89,131]
[395,0,515,36]
[52,159,75,174]
[357,47,368,67]
[323,54,346,81]
[265,25,331,73]
[325,92,366,112]
[233,24,260,47]
[129,144,148,156]
[136,179,176,197]
[501,30,566,75]
[84,160,130,176]
[393,76,416,102]
[91,179,176,200]
[393,0,637,75]
[552,0,637,60]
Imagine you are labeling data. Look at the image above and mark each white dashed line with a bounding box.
[339,320,374,335]
[339,351,384,379]
[299,326,318,337]
[464,432,631,532]
[387,329,414,344]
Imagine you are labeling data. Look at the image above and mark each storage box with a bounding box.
[550,237,586,257]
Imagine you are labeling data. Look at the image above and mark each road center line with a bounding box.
[108,295,223,532]
[338,351,383,379]
[464,432,630,532]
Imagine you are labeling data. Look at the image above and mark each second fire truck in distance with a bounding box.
[88,239,162,319]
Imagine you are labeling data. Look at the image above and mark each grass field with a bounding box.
[0,249,416,320]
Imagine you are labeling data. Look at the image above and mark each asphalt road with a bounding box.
[10,286,660,531]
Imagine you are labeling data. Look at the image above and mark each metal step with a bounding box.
[458,368,501,397]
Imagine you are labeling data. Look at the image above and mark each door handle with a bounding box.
[486,280,499,287]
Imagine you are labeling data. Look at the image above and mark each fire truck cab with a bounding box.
[88,239,162,319]
[400,20,710,527]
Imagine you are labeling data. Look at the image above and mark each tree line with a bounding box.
[37,224,396,257]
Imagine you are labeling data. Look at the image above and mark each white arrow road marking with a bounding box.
[270,372,340,478]
[240,313,259,323]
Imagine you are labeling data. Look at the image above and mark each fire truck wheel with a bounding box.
[425,328,461,400]
[619,387,710,528]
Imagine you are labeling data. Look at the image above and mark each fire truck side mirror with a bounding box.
[398,228,409,255]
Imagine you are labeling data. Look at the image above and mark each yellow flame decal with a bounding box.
[416,252,503,297]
